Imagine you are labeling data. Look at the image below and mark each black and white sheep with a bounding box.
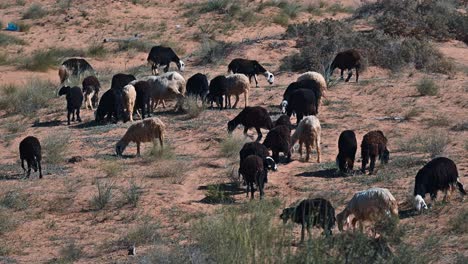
[227,106,273,142]
[239,155,267,199]
[361,130,389,175]
[414,157,466,211]
[19,136,42,179]
[58,58,95,84]
[95,89,117,123]
[82,75,101,110]
[285,89,318,125]
[329,49,361,82]
[133,80,152,119]
[281,79,323,115]
[206,75,228,110]
[239,142,277,183]
[228,58,274,87]
[58,86,83,125]
[336,130,357,174]
[147,45,185,75]
[116,118,166,157]
[280,198,336,242]
[262,125,292,163]
[186,73,209,103]
[274,115,292,128]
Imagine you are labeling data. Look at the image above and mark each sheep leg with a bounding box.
[306,144,312,162]
[300,222,305,243]
[136,142,141,157]
[232,95,239,109]
[254,75,259,88]
[250,182,255,199]
[345,69,353,82]
[67,110,72,125]
[340,69,344,80]
[255,127,262,142]
[316,136,321,163]
[355,67,359,82]
[244,91,248,108]
[163,64,170,73]
[21,159,26,173]
[161,100,166,108]
[361,153,369,173]
[369,156,376,175]
[246,183,250,198]
[37,160,42,179]
[298,141,303,158]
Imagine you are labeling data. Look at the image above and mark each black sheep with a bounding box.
[110,73,136,121]
[414,157,466,211]
[186,73,209,103]
[361,130,389,175]
[147,45,185,75]
[227,106,273,141]
[19,136,42,179]
[58,58,95,84]
[262,125,292,163]
[280,198,336,243]
[239,155,267,199]
[95,89,117,123]
[206,75,228,110]
[285,89,318,125]
[281,79,323,115]
[239,142,277,183]
[274,115,292,129]
[227,58,274,87]
[58,86,83,125]
[133,81,152,119]
[82,76,101,109]
[330,49,361,82]
[336,130,357,174]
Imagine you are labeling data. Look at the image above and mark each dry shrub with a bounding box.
[416,78,439,96]
[43,133,70,164]
[147,160,188,184]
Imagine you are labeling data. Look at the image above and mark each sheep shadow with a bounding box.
[0,173,24,181]
[198,182,244,204]
[32,120,62,127]
[398,208,419,219]
[295,169,342,178]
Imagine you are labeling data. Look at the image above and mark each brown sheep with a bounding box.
[115,118,165,157]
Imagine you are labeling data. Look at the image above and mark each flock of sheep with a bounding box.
[15,45,466,242]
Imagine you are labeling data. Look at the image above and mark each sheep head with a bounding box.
[280,100,288,114]
[177,60,185,72]
[58,86,71,96]
[265,157,278,171]
[414,195,428,211]
[263,71,274,85]
[381,148,390,164]
[280,207,294,223]
[227,120,237,133]
[115,140,128,156]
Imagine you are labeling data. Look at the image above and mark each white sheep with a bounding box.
[158,71,186,107]
[115,118,165,157]
[297,71,327,103]
[138,75,184,111]
[122,84,137,122]
[291,115,321,163]
[225,73,250,108]
[336,187,399,232]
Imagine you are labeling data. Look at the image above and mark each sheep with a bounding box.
[285,89,318,125]
[228,58,274,87]
[336,187,398,232]
[115,118,165,157]
[139,75,184,112]
[336,130,357,174]
[296,71,327,100]
[133,80,152,120]
[58,58,95,84]
[239,155,267,199]
[122,84,137,122]
[227,106,273,142]
[280,198,336,243]
[111,73,136,121]
[19,136,42,179]
[206,75,228,110]
[413,157,466,211]
[58,86,83,125]
[186,73,209,103]
[329,49,361,82]
[361,130,389,175]
[262,125,292,163]
[147,45,185,75]
[239,142,277,183]
[82,76,101,110]
[281,79,323,115]
[95,89,117,123]
[273,115,292,129]
[291,116,321,163]
[225,74,250,109]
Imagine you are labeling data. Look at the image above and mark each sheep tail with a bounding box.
[456,179,467,195]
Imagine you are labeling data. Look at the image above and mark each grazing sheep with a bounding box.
[139,75,184,112]
[58,58,95,84]
[58,86,83,125]
[263,125,292,163]
[329,49,361,82]
[296,71,327,102]
[239,155,267,199]
[361,130,389,175]
[291,116,321,163]
[336,130,358,173]
[286,89,318,125]
[95,89,117,123]
[336,187,398,232]
[122,84,137,122]
[280,198,336,242]
[281,80,323,115]
[186,73,209,103]
[115,118,165,157]
[111,73,136,121]
[414,157,466,211]
[274,115,292,128]
[133,80,152,119]
[228,58,274,87]
[82,76,101,110]
[19,136,42,179]
[225,74,250,109]
[239,142,277,183]
[227,106,273,142]
[147,45,185,75]
[206,75,228,110]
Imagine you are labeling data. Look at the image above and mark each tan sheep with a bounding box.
[225,73,250,108]
[122,84,137,122]
[336,187,399,232]
[158,71,186,107]
[139,75,184,111]
[297,71,327,104]
[115,118,165,157]
[291,115,321,163]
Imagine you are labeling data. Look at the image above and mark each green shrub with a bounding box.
[399,129,449,158]
[122,220,161,245]
[273,13,290,27]
[100,161,122,177]
[219,135,245,158]
[22,3,48,19]
[87,44,107,58]
[43,133,70,164]
[90,181,113,210]
[416,78,439,96]
[0,33,25,46]
[20,48,85,72]
[116,40,153,53]
[121,180,142,208]
[195,39,233,65]
[180,96,205,119]
[199,0,229,13]
[203,184,235,204]
[15,21,31,32]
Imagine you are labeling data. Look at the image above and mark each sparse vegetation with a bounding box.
[219,135,245,158]
[399,130,450,158]
[90,180,114,210]
[0,33,25,46]
[147,160,187,184]
[117,40,153,53]
[147,144,175,160]
[43,133,70,164]
[55,241,83,263]
[0,190,29,211]
[416,78,439,96]
[181,96,205,119]
[203,184,235,204]
[22,3,48,19]
[19,48,85,72]
[87,44,107,58]
[0,210,16,235]
[195,39,233,65]
[404,107,424,121]
[100,161,122,177]
[122,219,161,245]
[449,209,468,233]
[121,180,142,208]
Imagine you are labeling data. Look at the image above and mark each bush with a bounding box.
[120,180,143,208]
[416,78,439,96]
[180,96,205,119]
[219,135,245,159]
[87,44,107,58]
[195,39,233,65]
[22,3,48,19]
[100,161,122,177]
[147,160,187,184]
[199,0,229,13]
[122,220,161,245]
[116,40,153,53]
[20,48,85,72]
[0,79,55,116]
[90,180,113,210]
[0,190,29,210]
[43,133,70,164]
[0,33,25,46]
[449,209,468,233]
[57,241,83,262]
[203,184,235,204]
[0,210,16,235]
[399,130,449,158]
[273,13,290,27]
